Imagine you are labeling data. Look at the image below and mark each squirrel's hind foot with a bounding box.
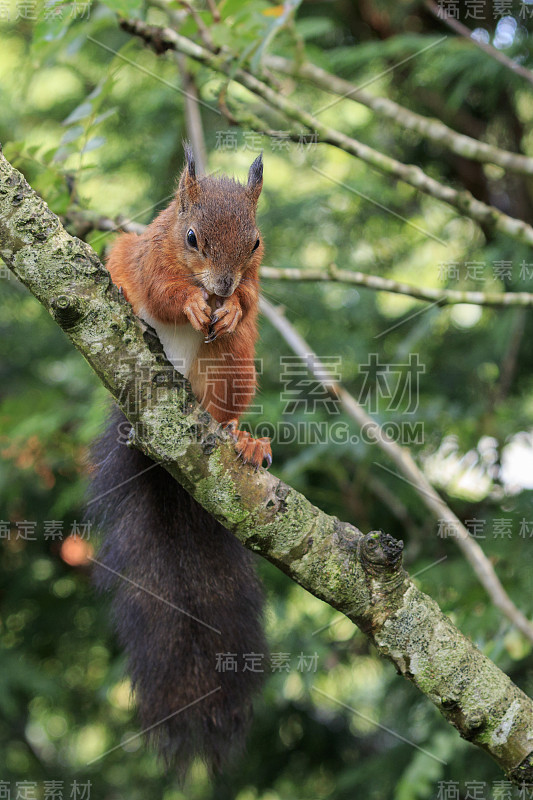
[224,419,272,469]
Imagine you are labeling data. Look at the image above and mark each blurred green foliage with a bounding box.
[1,1,533,798]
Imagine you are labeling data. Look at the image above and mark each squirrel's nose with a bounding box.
[215,275,235,297]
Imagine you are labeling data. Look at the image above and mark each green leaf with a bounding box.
[93,108,117,125]
[250,0,303,72]
[82,136,106,153]
[62,101,93,125]
[61,124,84,145]
[32,5,70,45]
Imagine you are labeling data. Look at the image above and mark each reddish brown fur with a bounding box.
[106,152,271,467]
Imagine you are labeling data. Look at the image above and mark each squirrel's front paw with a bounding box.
[184,290,211,333]
[205,296,242,343]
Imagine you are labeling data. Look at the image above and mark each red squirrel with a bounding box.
[107,144,271,468]
[89,147,270,775]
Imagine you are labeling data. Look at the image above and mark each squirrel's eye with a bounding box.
[186,229,198,249]
[252,238,260,252]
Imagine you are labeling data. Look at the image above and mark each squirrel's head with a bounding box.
[175,144,264,298]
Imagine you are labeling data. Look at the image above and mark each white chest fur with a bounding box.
[139,307,203,378]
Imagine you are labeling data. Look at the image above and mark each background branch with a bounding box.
[425,0,533,88]
[176,51,207,174]
[264,54,533,178]
[260,265,533,307]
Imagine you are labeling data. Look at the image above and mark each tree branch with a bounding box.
[65,208,146,239]
[263,54,533,178]
[175,0,216,51]
[118,18,533,247]
[1,151,532,784]
[176,51,208,174]
[425,0,533,89]
[260,265,533,308]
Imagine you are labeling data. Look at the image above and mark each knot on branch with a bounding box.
[356,532,406,633]
[361,530,404,575]
[71,241,108,278]
[50,294,84,328]
[461,711,487,740]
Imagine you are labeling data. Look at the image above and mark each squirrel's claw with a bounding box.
[207,297,242,342]
[204,327,218,343]
[236,432,273,470]
[223,419,238,434]
[222,420,272,469]
[184,288,212,333]
[225,306,242,334]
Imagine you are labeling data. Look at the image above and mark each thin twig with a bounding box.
[425,0,533,88]
[176,52,208,173]
[65,215,533,311]
[260,265,533,307]
[264,54,533,178]
[260,296,533,643]
[175,0,216,50]
[64,209,146,238]
[205,0,220,23]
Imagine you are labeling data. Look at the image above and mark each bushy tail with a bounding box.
[87,407,266,775]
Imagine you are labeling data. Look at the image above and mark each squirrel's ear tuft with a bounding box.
[178,141,199,208]
[183,141,196,180]
[247,152,263,205]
